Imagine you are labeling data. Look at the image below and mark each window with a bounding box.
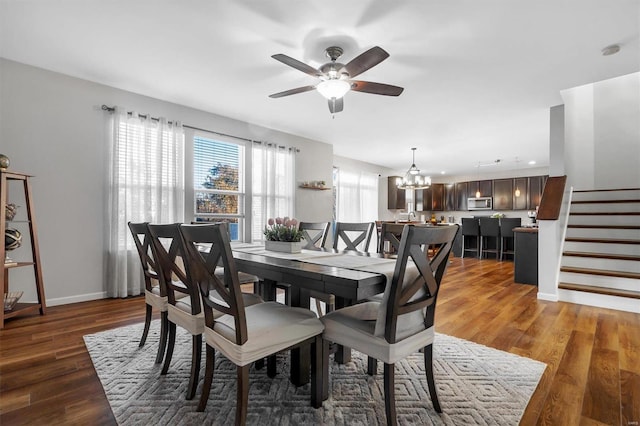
[335,168,379,223]
[251,143,296,241]
[193,136,245,240]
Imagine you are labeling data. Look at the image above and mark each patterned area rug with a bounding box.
[84,321,545,425]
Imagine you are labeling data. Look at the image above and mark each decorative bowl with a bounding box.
[4,291,23,311]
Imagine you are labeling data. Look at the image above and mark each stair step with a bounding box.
[558,282,640,300]
[563,251,640,262]
[573,188,640,193]
[571,189,640,202]
[568,225,640,230]
[572,199,640,204]
[570,212,640,215]
[565,237,640,245]
[560,266,640,280]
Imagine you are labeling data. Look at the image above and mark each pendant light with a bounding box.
[514,157,521,197]
[475,162,481,198]
[396,148,431,190]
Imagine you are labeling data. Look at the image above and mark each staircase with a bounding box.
[558,188,640,313]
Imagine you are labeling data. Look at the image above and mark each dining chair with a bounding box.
[499,217,521,261]
[299,221,331,250]
[128,222,169,364]
[377,222,406,255]
[479,217,500,259]
[333,221,375,252]
[320,224,459,425]
[298,222,332,314]
[147,223,263,400]
[179,223,324,423]
[461,217,480,258]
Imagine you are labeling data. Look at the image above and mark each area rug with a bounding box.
[84,321,545,425]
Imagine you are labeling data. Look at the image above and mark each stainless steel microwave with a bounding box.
[468,197,492,210]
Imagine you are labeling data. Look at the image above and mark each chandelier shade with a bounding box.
[396,148,431,190]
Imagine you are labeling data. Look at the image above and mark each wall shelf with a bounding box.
[299,185,331,190]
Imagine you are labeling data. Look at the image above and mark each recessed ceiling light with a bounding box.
[440,171,446,175]
[528,160,536,165]
[602,44,621,56]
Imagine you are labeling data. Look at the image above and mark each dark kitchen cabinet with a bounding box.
[415,187,433,212]
[431,184,445,211]
[387,176,406,209]
[493,179,514,210]
[469,180,493,198]
[444,183,456,211]
[528,176,547,210]
[455,182,468,211]
[513,177,528,210]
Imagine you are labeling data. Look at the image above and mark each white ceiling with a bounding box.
[1,0,638,176]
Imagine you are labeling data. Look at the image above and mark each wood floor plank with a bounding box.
[0,258,638,425]
[620,369,640,426]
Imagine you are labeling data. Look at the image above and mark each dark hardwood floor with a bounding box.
[1,257,638,425]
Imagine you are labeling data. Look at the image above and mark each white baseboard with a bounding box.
[537,291,559,302]
[45,291,108,307]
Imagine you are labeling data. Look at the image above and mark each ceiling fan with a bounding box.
[269,46,404,113]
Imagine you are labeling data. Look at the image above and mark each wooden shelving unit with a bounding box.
[1,170,46,328]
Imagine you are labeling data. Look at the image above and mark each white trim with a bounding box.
[537,291,559,302]
[44,291,108,307]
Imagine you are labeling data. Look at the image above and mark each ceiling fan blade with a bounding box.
[269,85,316,98]
[350,80,404,96]
[344,46,389,78]
[328,97,344,113]
[272,54,321,77]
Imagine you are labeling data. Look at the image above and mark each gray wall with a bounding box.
[561,72,640,190]
[0,58,336,306]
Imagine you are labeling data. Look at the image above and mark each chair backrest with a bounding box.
[375,224,459,344]
[333,222,375,252]
[179,223,249,345]
[378,222,406,254]
[479,217,500,237]
[147,223,199,313]
[461,217,479,236]
[499,217,521,238]
[298,221,330,250]
[128,222,160,293]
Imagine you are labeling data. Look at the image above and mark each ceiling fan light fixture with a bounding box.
[317,79,351,99]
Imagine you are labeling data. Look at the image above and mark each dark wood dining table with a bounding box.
[230,243,393,386]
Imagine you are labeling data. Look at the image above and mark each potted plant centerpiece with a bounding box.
[263,217,304,253]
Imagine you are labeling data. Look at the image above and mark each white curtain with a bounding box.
[251,143,296,241]
[336,169,379,222]
[106,107,185,297]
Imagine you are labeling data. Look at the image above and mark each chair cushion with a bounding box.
[145,288,167,310]
[204,302,324,366]
[214,267,258,285]
[321,301,434,364]
[169,291,263,336]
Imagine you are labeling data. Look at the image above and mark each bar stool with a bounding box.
[499,217,521,261]
[479,217,500,259]
[461,218,480,258]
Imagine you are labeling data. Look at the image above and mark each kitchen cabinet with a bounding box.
[387,176,406,210]
[469,180,493,198]
[415,187,432,212]
[493,179,514,210]
[513,178,528,210]
[528,176,547,210]
[455,182,468,211]
[444,184,455,211]
[514,227,538,285]
[431,184,445,211]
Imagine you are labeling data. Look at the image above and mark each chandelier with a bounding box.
[396,148,431,190]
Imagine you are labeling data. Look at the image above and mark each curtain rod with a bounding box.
[101,105,300,151]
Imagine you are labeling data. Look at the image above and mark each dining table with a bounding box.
[230,242,398,387]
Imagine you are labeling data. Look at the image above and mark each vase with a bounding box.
[265,240,303,253]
